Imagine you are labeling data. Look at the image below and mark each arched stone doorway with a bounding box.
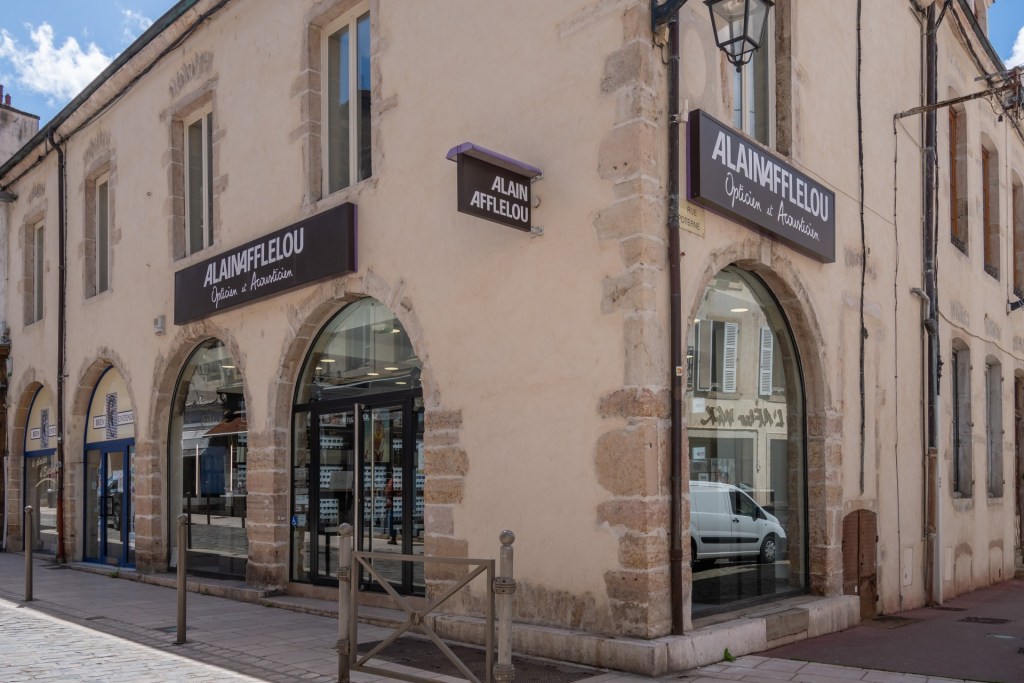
[290,297,424,594]
[168,339,249,579]
[82,367,137,567]
[687,266,807,614]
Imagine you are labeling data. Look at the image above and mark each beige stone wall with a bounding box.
[1,0,1022,643]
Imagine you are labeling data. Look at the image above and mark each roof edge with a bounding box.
[0,0,202,184]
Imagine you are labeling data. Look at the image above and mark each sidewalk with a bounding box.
[0,551,1014,682]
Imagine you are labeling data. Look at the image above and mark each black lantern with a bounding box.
[704,0,774,71]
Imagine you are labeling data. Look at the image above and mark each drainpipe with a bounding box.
[665,12,685,636]
[0,191,11,552]
[48,132,67,564]
[921,2,941,606]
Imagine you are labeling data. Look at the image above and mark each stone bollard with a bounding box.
[337,523,353,683]
[493,530,516,682]
[24,506,33,602]
[176,514,188,644]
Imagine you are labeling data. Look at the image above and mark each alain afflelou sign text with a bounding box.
[174,203,357,324]
[687,109,835,263]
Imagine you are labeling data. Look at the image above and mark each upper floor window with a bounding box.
[97,175,110,293]
[951,343,972,497]
[949,106,968,252]
[185,107,213,255]
[985,360,1003,498]
[86,172,111,297]
[1013,179,1023,298]
[25,221,44,325]
[982,145,999,278]
[732,14,773,146]
[323,8,371,195]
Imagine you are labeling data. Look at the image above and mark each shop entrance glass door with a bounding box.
[308,408,357,581]
[84,442,135,566]
[357,402,424,595]
[302,398,424,594]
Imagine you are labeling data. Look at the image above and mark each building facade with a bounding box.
[0,0,1021,674]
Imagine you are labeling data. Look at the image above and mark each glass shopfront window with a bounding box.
[292,297,424,594]
[169,339,248,578]
[687,267,806,614]
[24,386,58,554]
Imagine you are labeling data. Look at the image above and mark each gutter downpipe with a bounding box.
[922,2,942,606]
[48,131,67,564]
[666,12,685,636]
[0,192,10,553]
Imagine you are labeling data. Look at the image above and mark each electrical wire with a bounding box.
[857,0,867,495]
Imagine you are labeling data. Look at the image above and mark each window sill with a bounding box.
[315,176,377,213]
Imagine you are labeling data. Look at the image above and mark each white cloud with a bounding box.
[120,9,153,45]
[1009,25,1024,68]
[0,23,111,105]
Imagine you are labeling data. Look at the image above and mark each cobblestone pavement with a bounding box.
[0,552,1001,683]
[0,597,262,682]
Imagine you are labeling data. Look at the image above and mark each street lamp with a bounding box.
[706,0,774,70]
[651,0,774,71]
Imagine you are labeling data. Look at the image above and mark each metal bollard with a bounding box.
[337,523,353,683]
[493,530,516,683]
[176,514,188,644]
[24,506,33,602]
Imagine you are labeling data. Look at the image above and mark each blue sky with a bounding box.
[1,1,1023,126]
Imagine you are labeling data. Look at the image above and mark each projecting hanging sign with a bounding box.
[174,202,357,324]
[687,110,835,263]
[447,142,542,232]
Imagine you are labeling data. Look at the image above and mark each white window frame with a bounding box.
[32,222,44,323]
[322,5,371,196]
[732,14,775,147]
[184,106,213,255]
[95,172,110,294]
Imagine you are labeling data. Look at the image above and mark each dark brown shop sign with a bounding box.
[174,203,357,324]
[687,109,835,263]
[447,142,542,232]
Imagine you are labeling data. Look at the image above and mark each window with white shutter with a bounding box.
[759,327,774,396]
[722,322,738,393]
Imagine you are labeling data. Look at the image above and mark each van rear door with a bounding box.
[692,487,734,559]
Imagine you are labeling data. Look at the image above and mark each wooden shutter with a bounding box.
[759,327,774,396]
[722,322,738,393]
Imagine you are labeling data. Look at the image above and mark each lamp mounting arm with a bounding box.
[652,0,692,31]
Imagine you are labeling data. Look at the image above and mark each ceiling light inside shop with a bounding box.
[396,381,407,385]
[322,358,336,363]
[730,308,749,313]
[367,372,380,377]
[390,328,401,334]
[222,365,235,369]
[384,366,399,371]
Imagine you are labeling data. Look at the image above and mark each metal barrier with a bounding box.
[176,514,188,644]
[24,506,33,602]
[336,524,516,683]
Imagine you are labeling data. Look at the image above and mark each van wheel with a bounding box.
[759,534,777,564]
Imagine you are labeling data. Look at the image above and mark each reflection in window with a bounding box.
[169,339,248,578]
[687,267,805,615]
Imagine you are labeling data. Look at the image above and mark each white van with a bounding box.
[689,481,786,567]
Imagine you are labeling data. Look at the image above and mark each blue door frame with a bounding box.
[83,438,135,567]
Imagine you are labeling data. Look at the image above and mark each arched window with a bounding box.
[687,267,806,613]
[169,339,248,578]
[291,298,424,593]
